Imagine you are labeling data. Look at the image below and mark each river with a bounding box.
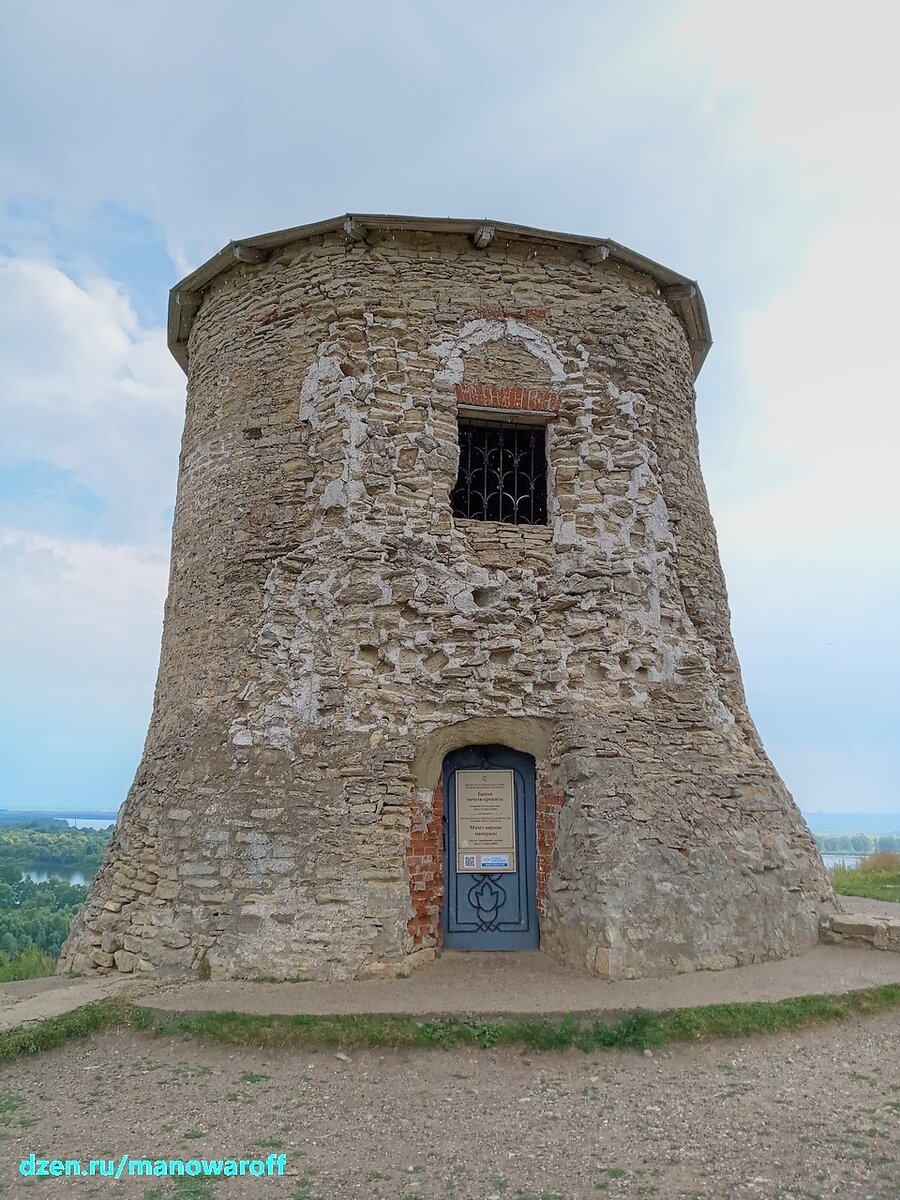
[20,868,88,886]
[820,852,863,869]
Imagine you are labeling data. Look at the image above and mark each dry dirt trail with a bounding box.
[2,1013,898,1199]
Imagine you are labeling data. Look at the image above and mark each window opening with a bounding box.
[451,420,547,525]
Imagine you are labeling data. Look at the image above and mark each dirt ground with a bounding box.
[1,1013,898,1200]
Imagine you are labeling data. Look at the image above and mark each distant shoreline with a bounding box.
[1,809,117,821]
[2,808,898,834]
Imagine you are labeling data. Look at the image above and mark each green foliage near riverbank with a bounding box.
[830,851,900,902]
[0,826,112,978]
[0,825,112,877]
[0,827,110,982]
[0,948,56,982]
[0,877,89,979]
[0,814,70,830]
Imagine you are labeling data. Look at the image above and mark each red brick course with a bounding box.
[455,382,560,414]
[407,781,445,948]
[536,778,565,913]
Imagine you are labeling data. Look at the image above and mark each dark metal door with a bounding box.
[443,744,539,950]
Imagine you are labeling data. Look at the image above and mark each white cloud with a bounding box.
[2,0,898,813]
[1,530,167,636]
[0,1,775,276]
[679,0,900,185]
[0,256,184,545]
[0,256,180,805]
[0,530,167,710]
[708,188,900,815]
[0,530,167,807]
[676,0,900,604]
[712,197,900,555]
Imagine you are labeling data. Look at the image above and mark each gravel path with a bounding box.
[0,976,137,1034]
[3,942,899,1034]
[839,896,900,920]
[2,1016,898,1199]
[144,946,900,1020]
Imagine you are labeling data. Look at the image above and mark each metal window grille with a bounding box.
[451,421,548,525]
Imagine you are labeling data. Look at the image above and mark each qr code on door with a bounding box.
[463,855,476,868]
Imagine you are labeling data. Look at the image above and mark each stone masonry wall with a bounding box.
[60,227,833,981]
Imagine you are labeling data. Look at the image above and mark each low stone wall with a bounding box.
[824,913,900,952]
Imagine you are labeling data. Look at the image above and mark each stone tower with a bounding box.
[60,214,833,982]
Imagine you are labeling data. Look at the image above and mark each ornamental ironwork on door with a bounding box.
[443,744,539,950]
[451,421,547,525]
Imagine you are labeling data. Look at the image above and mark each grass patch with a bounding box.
[831,853,900,903]
[3,984,900,1063]
[0,997,131,1061]
[0,1092,25,1124]
[0,949,56,982]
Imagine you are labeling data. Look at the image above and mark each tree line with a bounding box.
[814,834,900,853]
[0,825,113,972]
[0,875,88,962]
[0,825,112,875]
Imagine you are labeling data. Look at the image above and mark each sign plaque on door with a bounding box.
[455,769,517,873]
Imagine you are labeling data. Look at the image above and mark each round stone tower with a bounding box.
[60,214,833,981]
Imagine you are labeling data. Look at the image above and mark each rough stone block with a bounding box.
[831,914,881,938]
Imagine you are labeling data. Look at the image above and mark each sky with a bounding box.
[0,0,898,817]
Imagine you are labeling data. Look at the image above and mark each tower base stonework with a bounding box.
[59,215,833,982]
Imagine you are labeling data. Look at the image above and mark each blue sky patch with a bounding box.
[4,198,175,327]
[0,457,106,537]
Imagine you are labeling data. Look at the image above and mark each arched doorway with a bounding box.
[442,744,539,950]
